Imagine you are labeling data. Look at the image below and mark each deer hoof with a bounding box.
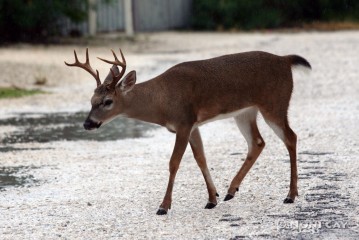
[283,197,294,204]
[224,194,234,201]
[156,208,168,215]
[204,202,217,209]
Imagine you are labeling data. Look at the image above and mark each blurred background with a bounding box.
[1,0,359,43]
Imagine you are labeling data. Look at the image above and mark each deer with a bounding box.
[65,48,311,215]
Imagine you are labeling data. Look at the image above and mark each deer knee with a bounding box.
[247,137,265,157]
[255,137,265,149]
[169,160,181,175]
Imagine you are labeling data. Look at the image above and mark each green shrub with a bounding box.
[0,0,87,43]
[192,0,359,30]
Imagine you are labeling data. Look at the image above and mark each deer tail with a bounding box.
[287,55,312,70]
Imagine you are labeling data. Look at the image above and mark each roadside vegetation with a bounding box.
[192,0,359,30]
[1,0,359,44]
[0,87,45,99]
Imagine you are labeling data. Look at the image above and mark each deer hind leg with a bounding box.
[189,128,218,209]
[263,112,298,203]
[224,108,265,201]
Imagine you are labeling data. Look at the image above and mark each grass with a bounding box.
[0,87,45,99]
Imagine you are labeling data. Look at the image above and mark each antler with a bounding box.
[97,49,126,88]
[64,48,101,87]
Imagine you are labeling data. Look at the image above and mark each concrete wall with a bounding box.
[61,0,192,36]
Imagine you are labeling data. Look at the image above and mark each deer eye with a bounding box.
[104,99,113,106]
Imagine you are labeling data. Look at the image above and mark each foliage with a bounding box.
[0,0,88,43]
[192,0,359,30]
[0,87,45,99]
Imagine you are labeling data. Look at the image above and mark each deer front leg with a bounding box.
[189,128,218,209]
[156,126,192,215]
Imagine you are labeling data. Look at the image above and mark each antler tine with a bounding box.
[120,49,126,66]
[64,50,78,67]
[97,49,126,67]
[111,49,119,61]
[85,48,90,64]
[111,49,126,67]
[75,50,79,62]
[64,48,101,87]
[98,49,127,88]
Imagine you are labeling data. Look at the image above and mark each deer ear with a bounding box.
[117,70,136,93]
[105,65,120,81]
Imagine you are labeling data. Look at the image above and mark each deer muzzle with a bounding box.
[83,118,102,130]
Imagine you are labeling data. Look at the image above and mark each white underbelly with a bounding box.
[195,106,255,127]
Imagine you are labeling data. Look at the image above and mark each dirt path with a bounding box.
[0,31,358,239]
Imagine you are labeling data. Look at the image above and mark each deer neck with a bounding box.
[121,81,163,125]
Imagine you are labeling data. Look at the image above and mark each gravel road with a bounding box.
[0,31,358,239]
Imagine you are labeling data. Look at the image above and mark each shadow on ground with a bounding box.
[0,112,158,144]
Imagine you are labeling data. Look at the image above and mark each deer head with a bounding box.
[65,48,136,130]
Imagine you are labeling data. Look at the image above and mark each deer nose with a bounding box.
[83,120,92,130]
[83,118,102,130]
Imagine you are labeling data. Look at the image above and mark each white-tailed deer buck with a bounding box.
[65,49,311,215]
